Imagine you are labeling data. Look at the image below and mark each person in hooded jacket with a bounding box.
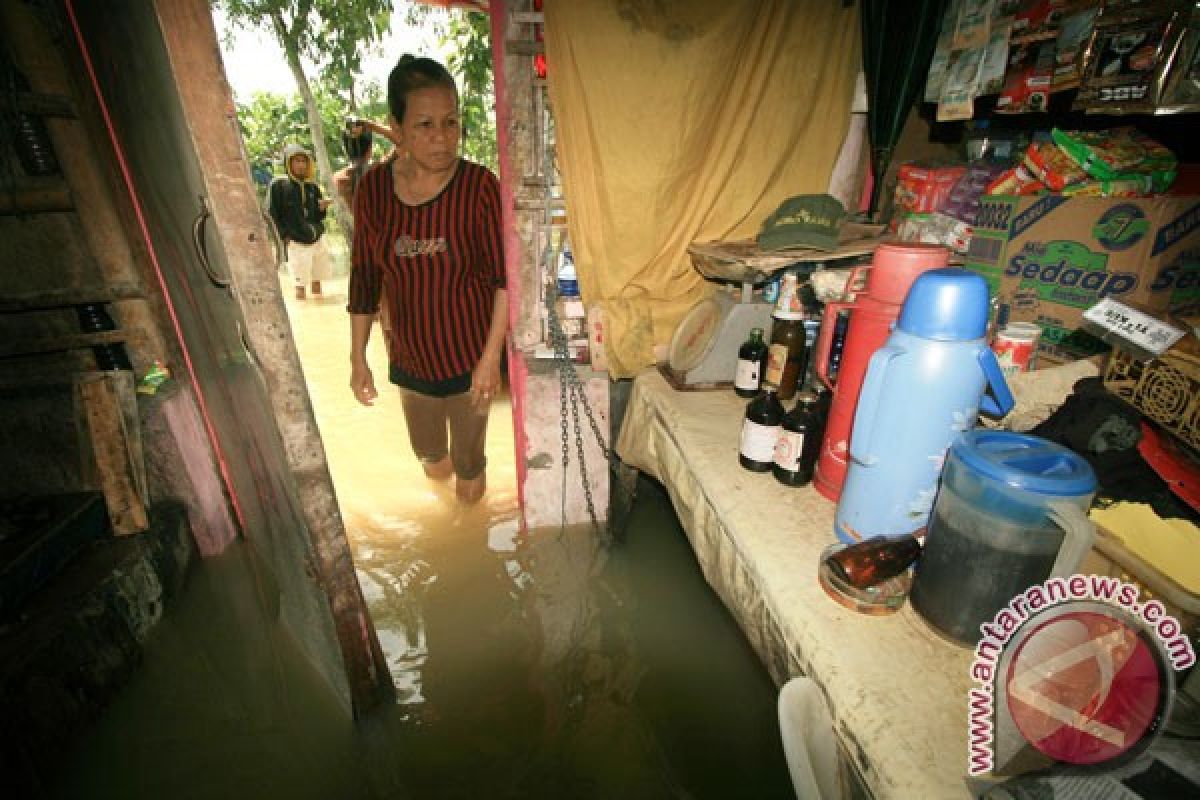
[268,144,333,300]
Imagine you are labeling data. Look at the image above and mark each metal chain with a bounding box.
[545,284,609,537]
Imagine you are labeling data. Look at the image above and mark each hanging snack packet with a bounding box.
[1052,4,1102,91]
[996,35,1057,113]
[1051,127,1177,182]
[1022,139,1088,190]
[1075,3,1188,114]
[926,0,964,102]
[1157,5,1200,113]
[980,17,1015,95]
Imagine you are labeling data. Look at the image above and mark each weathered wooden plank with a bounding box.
[0,330,125,358]
[76,373,148,536]
[16,90,76,118]
[0,282,144,312]
[0,183,73,214]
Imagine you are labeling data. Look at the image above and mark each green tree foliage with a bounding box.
[443,11,496,171]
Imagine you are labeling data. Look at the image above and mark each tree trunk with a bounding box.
[272,12,349,232]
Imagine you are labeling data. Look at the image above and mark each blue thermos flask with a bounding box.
[834,268,1014,543]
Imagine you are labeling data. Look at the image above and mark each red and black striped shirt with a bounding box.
[348,158,505,395]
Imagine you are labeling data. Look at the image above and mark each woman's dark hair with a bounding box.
[387,55,458,124]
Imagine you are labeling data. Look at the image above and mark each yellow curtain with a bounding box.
[544,0,861,378]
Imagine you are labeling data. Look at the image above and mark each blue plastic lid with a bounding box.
[950,430,1097,497]
[896,268,990,341]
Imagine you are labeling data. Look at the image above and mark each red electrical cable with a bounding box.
[64,0,247,533]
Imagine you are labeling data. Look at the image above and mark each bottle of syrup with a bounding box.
[773,390,822,487]
[764,274,807,401]
[738,382,784,472]
[734,327,767,398]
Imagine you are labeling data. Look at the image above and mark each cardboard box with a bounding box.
[966,195,1200,362]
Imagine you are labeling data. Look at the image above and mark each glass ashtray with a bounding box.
[817,542,912,616]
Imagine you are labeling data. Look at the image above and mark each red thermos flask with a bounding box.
[811,243,950,502]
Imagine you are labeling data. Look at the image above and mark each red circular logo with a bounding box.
[1004,605,1170,766]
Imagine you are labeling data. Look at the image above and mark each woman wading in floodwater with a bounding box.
[347,55,507,504]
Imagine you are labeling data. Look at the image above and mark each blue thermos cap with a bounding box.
[896,267,990,341]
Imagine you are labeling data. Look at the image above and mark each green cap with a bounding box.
[756,194,846,252]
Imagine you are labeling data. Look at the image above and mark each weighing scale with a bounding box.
[665,229,888,390]
[664,283,774,388]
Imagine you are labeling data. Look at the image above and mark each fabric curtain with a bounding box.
[544,0,861,378]
[860,0,947,213]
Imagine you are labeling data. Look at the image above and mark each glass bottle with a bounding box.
[825,535,922,589]
[765,306,807,402]
[739,382,784,472]
[734,327,767,398]
[773,390,822,487]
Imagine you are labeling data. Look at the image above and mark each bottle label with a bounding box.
[774,430,806,471]
[739,419,779,463]
[734,358,760,391]
[765,343,788,385]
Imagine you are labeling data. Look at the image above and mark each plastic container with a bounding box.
[911,431,1098,646]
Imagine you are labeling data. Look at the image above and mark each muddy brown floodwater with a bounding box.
[50,273,794,799]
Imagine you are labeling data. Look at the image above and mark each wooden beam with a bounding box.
[0,283,144,312]
[16,90,76,118]
[0,330,125,359]
[0,183,73,214]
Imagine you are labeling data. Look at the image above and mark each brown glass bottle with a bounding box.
[764,314,807,401]
[739,383,784,472]
[772,391,822,487]
[825,535,922,589]
[734,327,768,398]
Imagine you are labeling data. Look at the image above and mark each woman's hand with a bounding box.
[471,352,502,409]
[351,359,378,406]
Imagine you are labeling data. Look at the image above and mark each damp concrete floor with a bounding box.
[48,273,794,799]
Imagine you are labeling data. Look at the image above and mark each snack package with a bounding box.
[895,164,968,214]
[980,17,1015,95]
[1052,5,1102,91]
[1157,4,1200,113]
[1075,3,1188,114]
[926,0,964,102]
[897,212,974,254]
[1022,139,1089,190]
[1050,126,1178,186]
[996,35,1057,112]
[942,162,1009,222]
[939,46,989,120]
[1059,175,1157,196]
[1010,0,1068,40]
[985,162,1048,195]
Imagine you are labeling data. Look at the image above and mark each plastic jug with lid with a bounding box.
[910,430,1098,646]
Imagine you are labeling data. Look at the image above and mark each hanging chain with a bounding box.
[545,283,610,537]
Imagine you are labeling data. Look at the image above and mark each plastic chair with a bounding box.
[777,676,843,800]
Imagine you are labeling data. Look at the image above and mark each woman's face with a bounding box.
[397,86,461,172]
